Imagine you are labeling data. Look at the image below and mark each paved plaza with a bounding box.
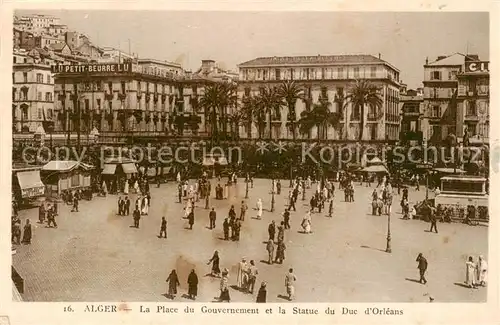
[13,179,488,302]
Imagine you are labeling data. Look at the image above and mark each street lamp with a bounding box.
[386,206,392,253]
[270,179,275,212]
[245,175,249,199]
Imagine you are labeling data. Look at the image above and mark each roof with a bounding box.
[49,42,68,52]
[426,53,467,66]
[239,54,388,67]
[42,160,94,172]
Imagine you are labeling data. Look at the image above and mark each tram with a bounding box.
[434,175,489,223]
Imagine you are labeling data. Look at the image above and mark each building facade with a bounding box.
[237,54,401,141]
[12,51,54,133]
[399,89,423,145]
[456,59,489,145]
[14,14,61,34]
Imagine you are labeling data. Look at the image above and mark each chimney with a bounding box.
[425,57,428,65]
[437,55,447,61]
[378,53,381,59]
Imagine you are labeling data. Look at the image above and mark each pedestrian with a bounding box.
[416,253,428,284]
[233,218,242,241]
[178,184,182,203]
[159,217,167,238]
[209,208,216,229]
[247,260,258,294]
[124,196,130,215]
[240,200,248,221]
[71,195,79,212]
[283,209,291,229]
[141,196,149,215]
[166,269,180,298]
[285,268,297,301]
[223,218,230,240]
[47,209,58,228]
[118,196,123,215]
[133,207,141,228]
[465,256,477,289]
[256,282,267,303]
[219,269,230,302]
[266,240,275,264]
[237,258,249,290]
[187,269,199,300]
[188,210,194,230]
[275,240,286,264]
[208,251,221,277]
[256,198,263,219]
[229,205,236,220]
[277,222,285,243]
[22,219,32,244]
[301,211,312,234]
[147,192,151,207]
[477,255,488,287]
[328,199,334,217]
[268,220,276,241]
[12,216,22,245]
[429,207,438,233]
[276,179,281,195]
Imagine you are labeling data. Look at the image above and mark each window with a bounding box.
[23,72,28,83]
[244,87,250,96]
[290,68,294,80]
[259,87,265,95]
[354,67,360,78]
[466,100,477,116]
[137,81,141,92]
[321,68,326,79]
[108,82,113,92]
[37,92,42,101]
[21,89,28,100]
[97,98,101,109]
[321,86,327,98]
[36,73,43,83]
[13,57,17,64]
[12,88,16,101]
[85,99,90,111]
[22,107,28,120]
[38,108,43,119]
[71,174,80,187]
[45,92,52,101]
[430,71,441,80]
[275,69,281,80]
[191,85,197,94]
[121,81,126,94]
[467,124,477,136]
[370,66,377,78]
[448,70,457,80]
[431,105,441,117]
[47,75,51,84]
[338,67,344,79]
[47,109,53,119]
[263,70,268,81]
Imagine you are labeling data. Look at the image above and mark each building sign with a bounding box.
[465,61,489,73]
[51,63,132,74]
[21,186,45,198]
[132,64,178,79]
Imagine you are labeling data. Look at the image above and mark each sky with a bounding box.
[16,10,489,89]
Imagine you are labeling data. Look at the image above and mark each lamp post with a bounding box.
[270,178,275,212]
[245,175,249,199]
[386,206,392,253]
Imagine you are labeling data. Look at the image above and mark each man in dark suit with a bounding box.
[429,207,438,233]
[416,253,428,284]
[133,208,141,228]
[209,208,216,229]
[124,196,130,215]
[159,217,167,238]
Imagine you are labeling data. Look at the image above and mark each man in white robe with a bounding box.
[237,258,249,289]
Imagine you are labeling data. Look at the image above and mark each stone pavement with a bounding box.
[13,179,488,302]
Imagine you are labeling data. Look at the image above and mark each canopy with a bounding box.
[17,170,45,198]
[432,168,466,174]
[368,157,383,164]
[122,163,138,174]
[101,164,117,175]
[42,160,94,172]
[362,165,389,173]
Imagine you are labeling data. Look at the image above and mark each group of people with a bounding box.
[465,255,488,289]
[11,215,32,245]
[164,269,199,300]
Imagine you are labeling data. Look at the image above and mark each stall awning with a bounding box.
[42,160,95,172]
[362,165,389,173]
[101,164,117,175]
[122,163,138,174]
[17,170,45,198]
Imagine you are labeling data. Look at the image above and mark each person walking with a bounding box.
[275,240,286,264]
[247,260,258,294]
[188,210,194,230]
[465,256,477,289]
[416,253,428,284]
[240,200,248,221]
[223,218,230,240]
[21,219,32,244]
[219,269,230,302]
[166,269,180,298]
[266,240,275,264]
[133,207,141,228]
[277,222,285,243]
[159,217,167,238]
[71,195,79,212]
[256,198,263,220]
[429,207,438,233]
[209,208,216,229]
[118,196,124,215]
[47,209,58,228]
[328,198,334,217]
[285,268,297,301]
[12,216,22,245]
[301,211,312,234]
[256,282,267,303]
[268,221,276,241]
[283,209,291,229]
[237,258,249,290]
[187,269,199,300]
[477,255,488,287]
[124,196,130,215]
[208,251,221,277]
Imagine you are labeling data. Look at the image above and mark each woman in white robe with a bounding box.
[124,180,129,195]
[465,256,477,288]
[184,199,192,218]
[142,196,149,215]
[102,181,108,195]
[176,172,181,183]
[134,180,140,195]
[224,184,229,199]
[237,258,248,289]
[477,255,488,286]
[301,211,312,234]
[256,199,263,219]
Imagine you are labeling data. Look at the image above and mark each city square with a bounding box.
[12,178,487,302]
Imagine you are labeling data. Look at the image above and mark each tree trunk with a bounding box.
[247,121,251,139]
[268,112,272,140]
[358,105,364,141]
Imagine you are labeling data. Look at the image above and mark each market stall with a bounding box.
[41,160,94,200]
[12,165,45,206]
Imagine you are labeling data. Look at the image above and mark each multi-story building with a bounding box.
[12,49,55,133]
[34,34,62,49]
[50,61,214,138]
[421,53,466,145]
[237,54,401,141]
[456,58,489,145]
[14,14,61,34]
[399,89,423,145]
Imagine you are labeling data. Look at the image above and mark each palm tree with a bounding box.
[253,99,267,139]
[345,79,383,141]
[218,82,238,138]
[256,86,284,140]
[240,95,257,139]
[297,99,341,140]
[199,83,220,141]
[334,87,348,139]
[278,81,303,140]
